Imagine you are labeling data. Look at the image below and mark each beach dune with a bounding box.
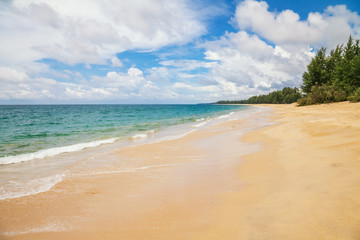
[1,102,360,239]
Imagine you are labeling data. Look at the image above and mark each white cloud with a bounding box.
[192,0,360,101]
[0,0,206,67]
[172,82,218,93]
[59,67,167,101]
[0,0,210,102]
[110,57,123,68]
[233,0,360,48]
[0,66,59,100]
[1,0,360,103]
[146,67,171,83]
[93,68,150,91]
[0,64,186,102]
[202,31,313,99]
[160,59,217,70]
[0,66,28,83]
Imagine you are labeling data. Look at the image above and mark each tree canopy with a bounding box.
[298,35,360,105]
[217,35,360,106]
[217,87,302,104]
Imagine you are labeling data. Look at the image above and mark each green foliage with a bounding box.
[297,85,347,106]
[348,88,360,102]
[301,47,328,93]
[217,87,302,104]
[218,36,360,106]
[327,45,343,84]
[299,35,360,105]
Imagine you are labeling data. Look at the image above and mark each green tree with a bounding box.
[334,35,359,92]
[349,54,360,89]
[217,87,301,104]
[326,45,343,85]
[298,35,360,105]
[301,47,328,93]
[348,40,360,90]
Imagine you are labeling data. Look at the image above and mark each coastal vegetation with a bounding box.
[217,35,360,105]
[217,87,302,104]
[297,35,360,105]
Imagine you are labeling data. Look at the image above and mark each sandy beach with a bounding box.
[1,102,360,239]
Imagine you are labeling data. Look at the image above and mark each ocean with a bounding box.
[0,104,252,199]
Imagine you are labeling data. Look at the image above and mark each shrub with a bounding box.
[348,88,360,102]
[297,96,315,106]
[297,85,347,106]
[299,36,360,105]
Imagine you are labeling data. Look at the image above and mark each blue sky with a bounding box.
[0,0,359,104]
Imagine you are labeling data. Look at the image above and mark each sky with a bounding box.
[0,0,359,104]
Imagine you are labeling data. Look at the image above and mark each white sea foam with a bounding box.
[217,112,235,119]
[4,222,70,236]
[193,120,209,128]
[131,133,148,139]
[0,173,65,200]
[0,138,118,165]
[131,129,158,140]
[157,129,197,142]
[85,163,177,176]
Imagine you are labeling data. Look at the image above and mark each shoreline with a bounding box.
[1,102,360,239]
[228,102,360,239]
[0,105,269,239]
[0,105,253,201]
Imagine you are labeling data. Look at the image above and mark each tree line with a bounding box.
[298,35,360,105]
[217,35,360,105]
[217,87,302,104]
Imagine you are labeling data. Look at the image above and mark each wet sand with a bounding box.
[1,102,360,239]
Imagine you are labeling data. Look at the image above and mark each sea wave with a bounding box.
[0,138,118,165]
[130,129,157,140]
[131,133,148,139]
[0,173,65,200]
[4,222,70,236]
[217,112,235,119]
[193,120,209,128]
[82,163,178,176]
[157,129,197,142]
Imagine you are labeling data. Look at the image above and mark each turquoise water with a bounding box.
[0,104,248,164]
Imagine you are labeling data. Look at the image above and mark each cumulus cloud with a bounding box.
[1,0,360,103]
[233,0,360,48]
[141,0,360,101]
[200,31,313,100]
[0,66,59,100]
[0,0,206,67]
[0,65,178,102]
[160,59,217,70]
[0,0,210,102]
[194,0,360,100]
[146,67,172,83]
[110,57,123,68]
[91,68,152,91]
[59,67,172,100]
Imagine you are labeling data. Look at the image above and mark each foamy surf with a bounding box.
[80,163,178,176]
[0,138,118,165]
[217,112,235,119]
[0,105,252,202]
[4,222,70,236]
[193,120,209,128]
[131,133,148,139]
[130,129,157,140]
[0,173,65,200]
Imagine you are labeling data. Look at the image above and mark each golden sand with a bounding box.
[1,102,360,239]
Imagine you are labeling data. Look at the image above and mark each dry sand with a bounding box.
[1,102,360,239]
